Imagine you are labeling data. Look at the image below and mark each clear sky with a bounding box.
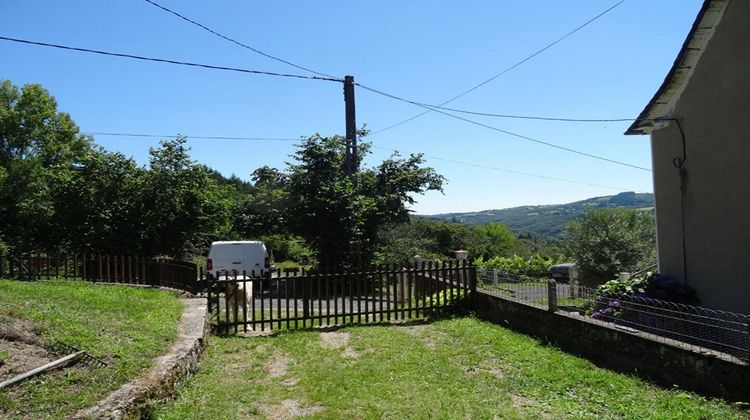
[1,0,702,214]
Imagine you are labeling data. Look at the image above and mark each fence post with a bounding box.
[548,279,558,312]
[302,269,310,322]
[469,261,477,297]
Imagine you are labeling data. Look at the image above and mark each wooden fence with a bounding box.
[0,251,200,294]
[207,260,477,334]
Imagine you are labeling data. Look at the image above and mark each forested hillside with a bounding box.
[423,192,654,240]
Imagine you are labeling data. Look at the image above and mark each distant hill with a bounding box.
[422,192,654,241]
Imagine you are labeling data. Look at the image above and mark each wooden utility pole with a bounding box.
[343,75,361,267]
[343,75,357,175]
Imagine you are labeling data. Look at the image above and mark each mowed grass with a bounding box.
[0,279,184,418]
[153,317,747,419]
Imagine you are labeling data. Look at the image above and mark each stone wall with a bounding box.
[473,290,750,402]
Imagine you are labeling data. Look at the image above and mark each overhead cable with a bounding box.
[84,132,300,141]
[371,0,627,134]
[0,36,342,82]
[144,0,639,126]
[144,0,336,79]
[84,131,636,190]
[390,104,641,123]
[370,145,629,191]
[357,84,651,172]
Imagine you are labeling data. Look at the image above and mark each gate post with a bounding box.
[548,280,558,312]
[302,275,310,322]
[470,262,477,297]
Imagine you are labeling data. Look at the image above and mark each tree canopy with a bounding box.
[1,79,568,269]
[285,134,445,268]
[564,208,656,286]
[0,80,233,257]
[0,80,447,267]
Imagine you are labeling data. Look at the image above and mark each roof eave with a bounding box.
[625,0,729,135]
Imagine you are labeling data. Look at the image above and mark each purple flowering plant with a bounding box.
[585,271,698,319]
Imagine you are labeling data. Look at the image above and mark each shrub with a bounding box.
[596,272,699,305]
[586,272,699,320]
[474,255,563,277]
[565,208,656,287]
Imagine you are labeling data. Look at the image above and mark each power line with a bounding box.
[388,103,642,123]
[143,0,640,126]
[84,132,300,141]
[370,145,629,191]
[0,35,342,82]
[86,131,633,190]
[357,84,651,172]
[144,0,336,79]
[371,0,627,134]
[1,33,649,171]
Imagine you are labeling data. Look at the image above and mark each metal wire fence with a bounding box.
[559,285,750,362]
[476,268,750,362]
[476,268,549,309]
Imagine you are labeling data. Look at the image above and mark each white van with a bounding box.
[207,241,269,278]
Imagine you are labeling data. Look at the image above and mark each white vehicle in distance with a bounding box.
[207,240,270,278]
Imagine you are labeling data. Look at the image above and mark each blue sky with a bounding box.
[1,0,702,214]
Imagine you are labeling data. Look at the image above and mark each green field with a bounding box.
[153,317,746,419]
[0,280,184,419]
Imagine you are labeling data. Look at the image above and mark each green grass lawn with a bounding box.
[153,317,747,419]
[0,279,184,419]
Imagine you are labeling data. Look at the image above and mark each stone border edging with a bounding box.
[74,297,208,419]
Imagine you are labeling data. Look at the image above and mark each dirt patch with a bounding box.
[0,338,54,381]
[319,332,365,359]
[254,343,271,353]
[0,318,43,346]
[221,342,273,373]
[399,324,430,336]
[471,365,506,380]
[319,332,350,350]
[265,399,323,419]
[472,359,507,380]
[281,378,299,387]
[342,347,360,359]
[509,392,551,419]
[264,352,290,379]
[399,324,446,350]
[0,320,52,382]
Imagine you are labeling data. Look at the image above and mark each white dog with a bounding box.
[222,274,254,321]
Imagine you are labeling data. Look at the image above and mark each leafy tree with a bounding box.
[260,234,314,265]
[141,137,235,258]
[475,223,517,258]
[0,80,93,251]
[375,219,525,263]
[374,222,444,264]
[286,134,444,268]
[54,148,147,253]
[233,166,290,238]
[565,208,656,286]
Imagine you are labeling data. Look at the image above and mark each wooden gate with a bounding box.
[206,261,476,334]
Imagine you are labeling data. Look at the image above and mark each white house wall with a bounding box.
[651,0,750,314]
